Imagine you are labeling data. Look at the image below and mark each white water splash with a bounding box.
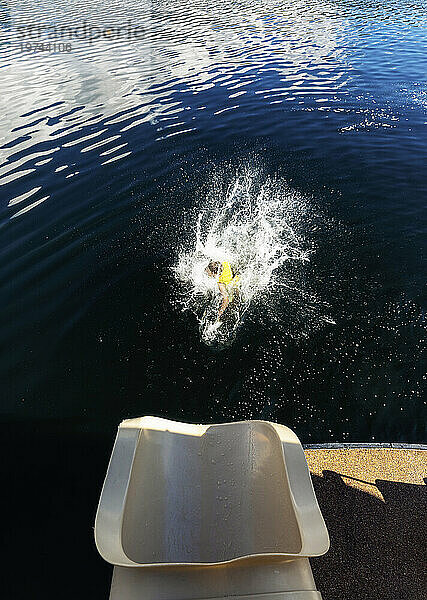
[173,167,320,347]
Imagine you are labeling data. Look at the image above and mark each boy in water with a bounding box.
[205,260,240,319]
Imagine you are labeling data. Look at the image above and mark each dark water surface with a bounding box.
[1,0,426,597]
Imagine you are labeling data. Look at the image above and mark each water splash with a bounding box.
[173,167,321,347]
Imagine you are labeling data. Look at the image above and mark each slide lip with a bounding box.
[100,551,330,569]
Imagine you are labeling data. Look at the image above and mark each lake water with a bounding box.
[1,0,426,596]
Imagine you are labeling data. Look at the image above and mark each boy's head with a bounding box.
[205,260,221,277]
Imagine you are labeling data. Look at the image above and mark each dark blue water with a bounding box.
[1,1,426,597]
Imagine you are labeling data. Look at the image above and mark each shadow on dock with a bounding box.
[311,470,426,600]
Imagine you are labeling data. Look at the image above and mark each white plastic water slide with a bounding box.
[95,417,329,600]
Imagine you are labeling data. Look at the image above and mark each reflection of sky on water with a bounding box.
[0,0,425,447]
[0,0,426,214]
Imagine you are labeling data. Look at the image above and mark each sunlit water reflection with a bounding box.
[0,0,425,445]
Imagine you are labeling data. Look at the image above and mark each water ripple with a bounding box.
[0,0,425,440]
[0,0,424,225]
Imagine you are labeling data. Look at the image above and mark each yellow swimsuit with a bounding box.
[218,261,239,298]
